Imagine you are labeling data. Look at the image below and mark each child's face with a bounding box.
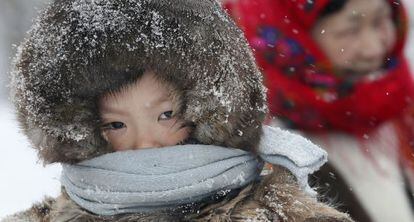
[311,0,396,78]
[99,71,191,151]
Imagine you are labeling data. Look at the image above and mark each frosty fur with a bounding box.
[3,166,353,222]
[11,0,266,164]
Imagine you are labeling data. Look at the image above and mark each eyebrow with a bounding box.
[347,11,362,23]
[153,95,171,105]
[375,3,390,16]
[100,105,129,116]
[347,3,388,22]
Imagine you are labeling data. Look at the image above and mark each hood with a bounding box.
[11,0,267,163]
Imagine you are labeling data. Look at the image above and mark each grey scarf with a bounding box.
[61,126,326,216]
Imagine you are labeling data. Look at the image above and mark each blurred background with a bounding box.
[0,0,59,219]
[0,0,414,219]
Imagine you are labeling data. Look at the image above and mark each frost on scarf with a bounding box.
[10,0,267,162]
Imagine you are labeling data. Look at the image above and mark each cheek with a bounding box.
[103,129,131,151]
[383,22,397,52]
[161,126,191,146]
[322,37,356,67]
[176,127,191,141]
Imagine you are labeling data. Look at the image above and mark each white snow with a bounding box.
[0,103,61,219]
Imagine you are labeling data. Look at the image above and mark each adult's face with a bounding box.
[312,0,396,78]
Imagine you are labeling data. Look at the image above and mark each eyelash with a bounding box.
[158,110,173,121]
[102,122,126,131]
[101,110,174,131]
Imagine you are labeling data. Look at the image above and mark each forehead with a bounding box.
[100,71,175,108]
[336,0,389,20]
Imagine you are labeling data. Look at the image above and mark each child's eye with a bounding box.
[158,110,173,121]
[102,122,126,130]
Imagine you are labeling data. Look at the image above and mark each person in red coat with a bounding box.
[225,0,414,221]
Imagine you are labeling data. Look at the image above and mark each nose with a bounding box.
[359,29,385,63]
[134,140,161,149]
[134,133,162,149]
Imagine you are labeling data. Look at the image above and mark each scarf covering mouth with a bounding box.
[61,125,327,216]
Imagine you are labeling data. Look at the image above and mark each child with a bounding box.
[5,0,352,221]
[99,70,192,151]
[225,0,414,221]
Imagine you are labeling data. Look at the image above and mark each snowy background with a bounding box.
[0,0,60,219]
[0,0,414,219]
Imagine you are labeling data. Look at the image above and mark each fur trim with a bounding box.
[254,166,354,222]
[1,197,54,222]
[11,0,267,163]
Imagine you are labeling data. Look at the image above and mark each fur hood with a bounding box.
[10,0,267,164]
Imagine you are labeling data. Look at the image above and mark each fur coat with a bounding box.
[6,0,353,221]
